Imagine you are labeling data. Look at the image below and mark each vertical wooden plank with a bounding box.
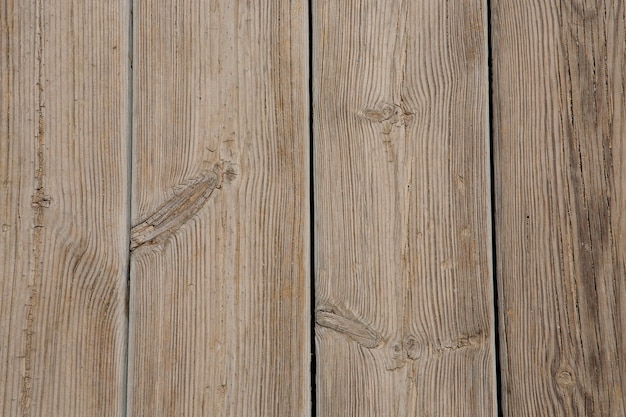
[128,1,309,416]
[492,0,626,415]
[0,1,130,416]
[314,0,495,415]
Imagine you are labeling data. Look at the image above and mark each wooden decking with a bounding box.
[1,0,624,416]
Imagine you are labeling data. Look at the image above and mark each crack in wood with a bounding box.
[130,161,235,251]
[22,1,47,412]
[31,190,51,208]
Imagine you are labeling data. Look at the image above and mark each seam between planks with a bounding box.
[486,0,504,416]
[122,0,134,415]
[309,0,317,415]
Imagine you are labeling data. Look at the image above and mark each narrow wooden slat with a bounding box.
[127,1,309,416]
[0,1,130,416]
[492,1,626,415]
[313,0,495,415]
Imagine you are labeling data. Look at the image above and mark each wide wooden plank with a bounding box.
[492,1,626,415]
[313,0,495,415]
[0,1,130,416]
[127,1,309,416]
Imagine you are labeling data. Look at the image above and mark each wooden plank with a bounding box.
[0,1,130,416]
[127,1,310,416]
[492,1,626,415]
[313,0,495,415]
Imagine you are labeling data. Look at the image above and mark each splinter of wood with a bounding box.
[130,162,233,250]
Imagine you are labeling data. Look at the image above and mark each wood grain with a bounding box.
[0,1,130,416]
[313,0,496,415]
[127,1,310,416]
[492,0,626,415]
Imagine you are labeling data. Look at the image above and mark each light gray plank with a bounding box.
[314,0,496,415]
[0,1,131,416]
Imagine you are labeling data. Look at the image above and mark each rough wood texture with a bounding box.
[127,1,310,416]
[313,0,496,415]
[0,1,130,416]
[492,1,626,415]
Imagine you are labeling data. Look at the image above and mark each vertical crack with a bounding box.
[21,2,46,414]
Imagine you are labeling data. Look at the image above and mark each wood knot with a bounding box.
[432,330,486,354]
[404,335,422,360]
[315,304,381,349]
[384,339,408,371]
[363,103,414,135]
[130,161,235,251]
[556,367,576,387]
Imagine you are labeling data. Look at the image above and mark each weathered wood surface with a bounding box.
[313,0,496,415]
[127,1,310,416]
[0,1,130,416]
[492,0,626,415]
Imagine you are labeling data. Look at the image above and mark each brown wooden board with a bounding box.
[492,0,626,415]
[127,1,310,415]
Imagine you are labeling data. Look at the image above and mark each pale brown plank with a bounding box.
[127,1,310,416]
[313,0,496,415]
[0,1,130,416]
[492,0,626,415]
